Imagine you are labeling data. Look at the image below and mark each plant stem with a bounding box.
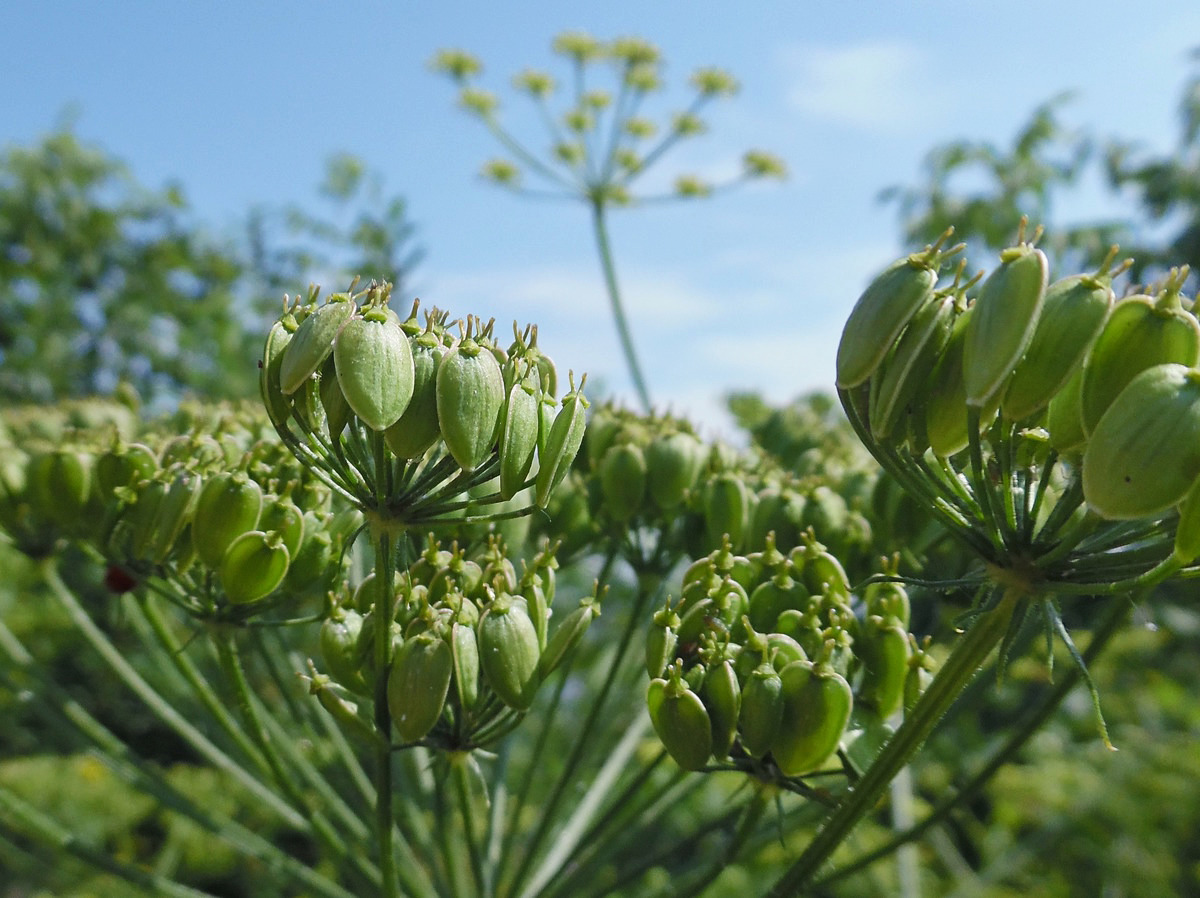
[589,197,652,412]
[39,560,308,831]
[766,586,1021,897]
[0,787,219,898]
[372,431,401,898]
[811,590,1132,889]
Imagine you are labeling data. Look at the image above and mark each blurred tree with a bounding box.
[0,129,421,407]
[882,50,1200,287]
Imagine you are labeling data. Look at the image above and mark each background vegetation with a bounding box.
[2,54,1199,898]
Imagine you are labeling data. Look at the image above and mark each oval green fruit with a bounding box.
[962,244,1048,409]
[1082,363,1200,519]
[772,661,852,777]
[1001,272,1113,422]
[647,675,713,771]
[498,376,540,499]
[535,373,589,508]
[385,331,446,459]
[334,311,416,431]
[737,662,783,759]
[279,296,356,395]
[220,530,290,604]
[869,292,955,443]
[477,595,541,710]
[191,472,263,569]
[644,430,705,510]
[1080,292,1200,436]
[436,337,506,472]
[388,631,453,743]
[837,254,939,389]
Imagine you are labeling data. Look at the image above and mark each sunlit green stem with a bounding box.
[813,590,1132,888]
[372,431,400,898]
[40,560,308,831]
[589,197,652,411]
[766,586,1022,897]
[501,559,657,896]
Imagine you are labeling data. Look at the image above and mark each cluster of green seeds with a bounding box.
[317,535,598,749]
[838,224,1200,578]
[645,536,929,775]
[261,281,587,524]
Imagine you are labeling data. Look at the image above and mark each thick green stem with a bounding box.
[40,561,308,831]
[766,586,1020,897]
[372,543,398,895]
[589,198,652,412]
[813,591,1132,888]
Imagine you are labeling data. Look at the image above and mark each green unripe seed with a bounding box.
[388,631,453,743]
[320,610,369,695]
[738,663,784,759]
[536,598,597,680]
[149,466,201,564]
[1080,294,1200,436]
[1082,363,1200,519]
[192,472,263,570]
[334,312,416,431]
[857,618,910,719]
[772,661,853,777]
[599,443,647,522]
[498,377,540,499]
[220,530,290,604]
[702,659,741,760]
[647,675,713,771]
[477,595,541,710]
[261,317,296,428]
[437,338,506,472]
[1001,273,1113,422]
[869,293,955,442]
[450,622,481,711]
[837,255,939,389]
[962,244,1048,409]
[644,431,706,510]
[704,473,750,552]
[535,373,589,508]
[385,334,445,459]
[279,296,356,395]
[924,302,998,457]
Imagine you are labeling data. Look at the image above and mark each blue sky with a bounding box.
[5,1,1200,436]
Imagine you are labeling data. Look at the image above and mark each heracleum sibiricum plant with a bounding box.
[431,33,786,412]
[4,241,1199,895]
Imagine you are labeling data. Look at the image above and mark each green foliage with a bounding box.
[0,129,253,404]
[0,128,422,407]
[883,56,1200,285]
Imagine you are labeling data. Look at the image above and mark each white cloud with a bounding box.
[780,40,945,133]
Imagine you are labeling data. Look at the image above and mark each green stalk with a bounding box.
[371,428,400,898]
[813,591,1132,888]
[452,752,487,895]
[133,597,268,778]
[0,787,218,898]
[589,197,652,412]
[39,560,308,832]
[517,715,650,898]
[766,586,1021,897]
[214,631,386,893]
[0,622,359,898]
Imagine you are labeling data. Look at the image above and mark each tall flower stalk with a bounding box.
[432,34,786,412]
